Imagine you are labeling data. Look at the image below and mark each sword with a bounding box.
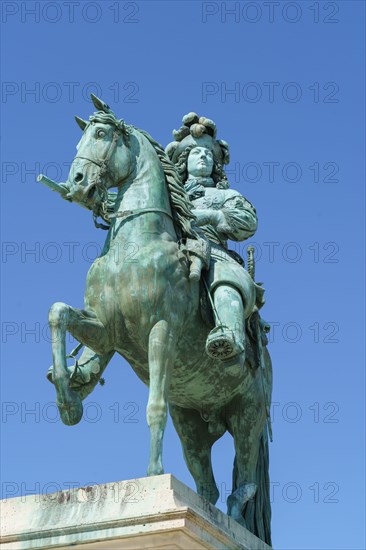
[247,245,273,442]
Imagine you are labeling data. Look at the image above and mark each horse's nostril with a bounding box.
[74,172,84,183]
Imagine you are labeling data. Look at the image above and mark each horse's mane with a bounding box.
[137,127,199,239]
[89,111,197,239]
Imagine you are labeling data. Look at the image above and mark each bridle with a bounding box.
[74,125,121,229]
[74,123,173,230]
[75,128,121,185]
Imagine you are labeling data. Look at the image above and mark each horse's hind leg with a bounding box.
[225,393,266,526]
[48,302,112,426]
[169,403,222,505]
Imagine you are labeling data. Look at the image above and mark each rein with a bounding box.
[109,207,173,222]
[94,207,174,231]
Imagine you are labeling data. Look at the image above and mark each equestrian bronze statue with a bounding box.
[40,97,273,545]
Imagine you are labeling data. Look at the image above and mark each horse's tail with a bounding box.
[232,426,272,546]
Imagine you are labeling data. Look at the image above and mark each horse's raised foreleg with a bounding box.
[47,346,114,402]
[146,320,176,476]
[48,302,112,426]
[169,403,222,505]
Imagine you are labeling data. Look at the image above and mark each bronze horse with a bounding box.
[44,95,273,544]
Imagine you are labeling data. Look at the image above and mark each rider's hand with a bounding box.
[192,208,214,226]
[193,208,231,233]
[213,210,232,233]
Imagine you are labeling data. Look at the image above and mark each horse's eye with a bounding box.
[97,129,106,138]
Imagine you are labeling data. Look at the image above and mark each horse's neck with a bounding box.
[111,131,175,244]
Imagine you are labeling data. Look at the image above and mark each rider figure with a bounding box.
[166,113,261,365]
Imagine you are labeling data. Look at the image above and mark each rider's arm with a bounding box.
[219,194,257,241]
[191,192,257,240]
[192,208,216,226]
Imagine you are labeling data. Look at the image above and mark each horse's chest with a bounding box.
[85,244,187,325]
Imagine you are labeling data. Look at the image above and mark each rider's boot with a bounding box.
[205,284,245,365]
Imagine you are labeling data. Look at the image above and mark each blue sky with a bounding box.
[1,1,365,549]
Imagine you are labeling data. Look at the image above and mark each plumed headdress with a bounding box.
[165,112,230,167]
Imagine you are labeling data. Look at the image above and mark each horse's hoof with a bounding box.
[147,465,164,476]
[227,482,257,522]
[57,394,83,426]
[229,509,247,528]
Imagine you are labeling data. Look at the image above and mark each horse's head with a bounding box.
[65,94,133,214]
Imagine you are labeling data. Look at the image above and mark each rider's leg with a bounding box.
[205,284,245,362]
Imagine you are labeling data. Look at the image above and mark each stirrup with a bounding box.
[206,325,244,360]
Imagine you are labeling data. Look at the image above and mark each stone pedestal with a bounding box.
[1,474,272,549]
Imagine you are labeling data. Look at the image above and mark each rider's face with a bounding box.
[187,147,214,178]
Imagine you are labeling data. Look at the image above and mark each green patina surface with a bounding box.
[39,97,273,545]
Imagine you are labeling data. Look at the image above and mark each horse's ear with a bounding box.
[90,93,110,113]
[75,116,88,131]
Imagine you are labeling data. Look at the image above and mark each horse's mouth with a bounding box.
[86,184,97,201]
[65,183,98,207]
